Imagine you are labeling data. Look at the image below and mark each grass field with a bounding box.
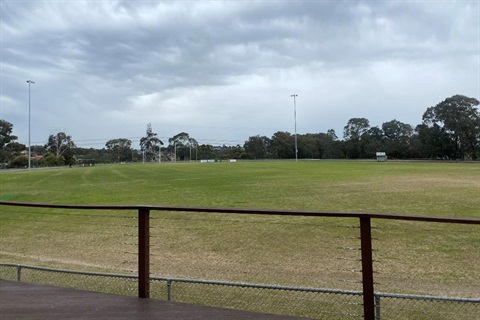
[1,160,479,301]
[1,160,479,215]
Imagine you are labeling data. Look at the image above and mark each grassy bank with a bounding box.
[0,160,479,299]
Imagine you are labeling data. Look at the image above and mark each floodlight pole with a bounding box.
[291,94,298,162]
[26,80,35,170]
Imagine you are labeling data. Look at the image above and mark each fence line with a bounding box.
[1,263,478,320]
[1,200,479,320]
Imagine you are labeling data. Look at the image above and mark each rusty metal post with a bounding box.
[138,208,150,298]
[360,217,375,320]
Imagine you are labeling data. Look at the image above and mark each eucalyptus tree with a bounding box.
[343,118,370,158]
[381,120,414,159]
[105,138,132,162]
[140,123,163,162]
[168,132,198,161]
[422,95,480,160]
[45,132,76,165]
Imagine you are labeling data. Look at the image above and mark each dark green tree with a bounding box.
[381,119,414,159]
[415,123,456,159]
[105,138,133,162]
[343,118,370,159]
[0,119,25,165]
[270,131,294,159]
[321,130,344,159]
[197,144,216,160]
[423,95,480,160]
[362,126,384,158]
[0,119,17,149]
[298,134,322,159]
[244,135,271,159]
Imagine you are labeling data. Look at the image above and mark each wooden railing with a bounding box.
[1,200,479,320]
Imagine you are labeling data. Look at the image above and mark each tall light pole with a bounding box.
[291,94,298,162]
[27,80,35,170]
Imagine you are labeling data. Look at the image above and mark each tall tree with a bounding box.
[381,119,414,159]
[0,119,24,165]
[0,119,17,149]
[45,132,76,165]
[343,118,370,159]
[168,132,198,161]
[321,130,344,159]
[270,131,294,159]
[197,144,216,160]
[343,118,370,141]
[423,95,480,160]
[298,133,322,159]
[415,123,455,159]
[362,126,384,158]
[140,124,163,162]
[105,138,132,162]
[244,135,271,159]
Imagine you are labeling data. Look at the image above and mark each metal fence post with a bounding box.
[17,265,22,282]
[375,293,381,320]
[360,216,375,320]
[167,279,172,301]
[138,208,150,298]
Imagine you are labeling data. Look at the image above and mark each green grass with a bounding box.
[0,160,479,301]
[1,161,479,216]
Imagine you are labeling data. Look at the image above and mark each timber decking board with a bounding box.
[0,280,311,320]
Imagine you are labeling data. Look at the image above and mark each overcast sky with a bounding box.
[1,1,479,148]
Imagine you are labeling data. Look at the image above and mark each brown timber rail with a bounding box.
[1,200,479,320]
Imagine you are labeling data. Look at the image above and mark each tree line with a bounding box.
[245,95,480,160]
[1,94,479,168]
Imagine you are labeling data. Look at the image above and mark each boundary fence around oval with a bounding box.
[1,200,479,320]
[1,263,479,320]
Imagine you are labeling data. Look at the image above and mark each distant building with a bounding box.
[376,152,387,162]
[78,159,96,166]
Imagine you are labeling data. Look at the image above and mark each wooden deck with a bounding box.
[0,280,311,320]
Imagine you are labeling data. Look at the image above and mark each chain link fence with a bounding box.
[372,220,480,320]
[2,263,478,320]
[0,264,137,296]
[151,277,364,319]
[1,202,479,319]
[0,204,138,294]
[149,212,365,318]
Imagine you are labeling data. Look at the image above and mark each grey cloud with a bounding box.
[1,1,478,147]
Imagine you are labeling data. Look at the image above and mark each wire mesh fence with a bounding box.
[151,277,364,319]
[2,263,478,320]
[0,204,138,290]
[148,211,365,318]
[372,220,480,320]
[149,212,363,288]
[0,264,137,296]
[374,293,480,320]
[1,202,479,319]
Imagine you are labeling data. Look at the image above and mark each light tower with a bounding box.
[291,94,298,162]
[27,80,35,170]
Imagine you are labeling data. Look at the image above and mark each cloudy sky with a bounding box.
[1,1,479,148]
